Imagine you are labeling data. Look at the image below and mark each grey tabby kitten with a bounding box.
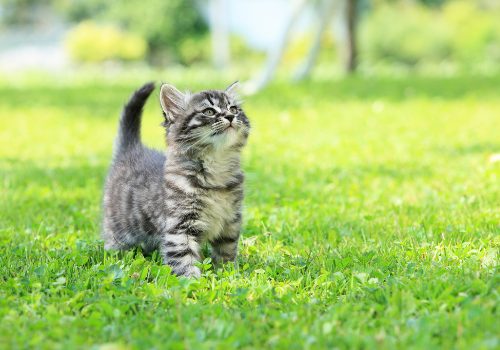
[102,81,250,277]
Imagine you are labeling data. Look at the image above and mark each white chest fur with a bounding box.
[199,189,237,241]
[197,151,241,241]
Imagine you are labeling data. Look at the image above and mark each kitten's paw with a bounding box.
[176,266,201,278]
[182,266,201,278]
[103,240,124,251]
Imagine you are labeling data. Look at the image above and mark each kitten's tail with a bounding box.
[115,82,155,154]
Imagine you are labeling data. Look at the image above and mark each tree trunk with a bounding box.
[345,0,357,73]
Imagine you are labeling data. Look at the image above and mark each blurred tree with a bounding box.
[65,21,147,62]
[371,0,447,6]
[419,0,447,6]
[244,0,360,94]
[345,0,358,72]
[242,0,309,94]
[56,0,107,22]
[0,0,54,26]
[56,0,207,64]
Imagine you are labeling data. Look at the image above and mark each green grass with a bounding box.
[0,73,499,349]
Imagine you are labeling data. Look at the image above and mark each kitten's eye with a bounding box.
[203,108,216,116]
[229,106,238,114]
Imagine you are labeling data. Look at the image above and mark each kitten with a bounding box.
[102,82,250,277]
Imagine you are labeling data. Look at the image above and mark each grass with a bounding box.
[0,73,499,349]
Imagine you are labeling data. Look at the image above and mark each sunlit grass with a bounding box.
[0,74,499,349]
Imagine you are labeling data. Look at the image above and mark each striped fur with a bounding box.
[102,82,250,277]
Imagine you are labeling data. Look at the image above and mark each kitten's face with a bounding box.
[160,83,250,153]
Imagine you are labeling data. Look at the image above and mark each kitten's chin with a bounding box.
[225,125,237,133]
[212,127,241,149]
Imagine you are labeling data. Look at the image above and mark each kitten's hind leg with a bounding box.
[210,216,241,266]
[210,234,240,266]
[103,232,136,251]
[139,242,157,257]
[102,222,140,252]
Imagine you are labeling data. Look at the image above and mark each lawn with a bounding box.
[0,73,499,349]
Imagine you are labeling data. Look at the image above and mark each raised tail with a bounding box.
[115,82,155,154]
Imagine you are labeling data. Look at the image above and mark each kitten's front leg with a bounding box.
[210,216,241,266]
[160,218,202,278]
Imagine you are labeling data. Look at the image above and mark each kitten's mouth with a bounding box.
[212,125,234,135]
[223,124,236,132]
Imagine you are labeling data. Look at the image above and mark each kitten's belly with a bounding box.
[199,190,236,240]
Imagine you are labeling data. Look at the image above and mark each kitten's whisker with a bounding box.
[183,130,214,152]
[178,129,212,143]
[211,121,225,131]
[179,133,207,143]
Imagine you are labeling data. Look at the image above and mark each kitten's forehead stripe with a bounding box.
[200,99,212,108]
[206,94,214,105]
[224,94,231,106]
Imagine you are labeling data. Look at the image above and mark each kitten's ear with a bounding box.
[160,83,186,122]
[225,81,240,99]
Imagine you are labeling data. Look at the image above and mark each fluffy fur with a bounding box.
[102,82,250,277]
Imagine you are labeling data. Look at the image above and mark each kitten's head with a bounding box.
[160,82,250,154]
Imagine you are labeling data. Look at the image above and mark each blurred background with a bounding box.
[1,0,499,85]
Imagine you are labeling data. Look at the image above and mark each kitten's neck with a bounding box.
[165,147,242,189]
[166,146,241,181]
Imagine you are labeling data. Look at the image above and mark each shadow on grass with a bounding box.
[1,155,434,231]
[252,75,500,107]
[0,85,135,113]
[1,157,107,187]
[1,75,499,113]
[1,157,106,232]
[438,142,500,156]
[0,154,432,260]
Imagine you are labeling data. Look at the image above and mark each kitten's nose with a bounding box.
[224,115,234,123]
